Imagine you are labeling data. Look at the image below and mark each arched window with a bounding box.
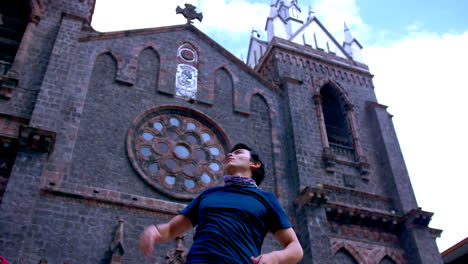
[0,0,30,74]
[321,84,354,157]
[314,80,370,177]
[175,42,198,100]
[333,248,358,264]
[379,256,397,264]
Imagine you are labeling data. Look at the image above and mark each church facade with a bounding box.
[0,0,443,263]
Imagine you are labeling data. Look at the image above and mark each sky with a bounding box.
[91,0,468,253]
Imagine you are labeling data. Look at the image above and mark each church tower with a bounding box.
[248,1,442,263]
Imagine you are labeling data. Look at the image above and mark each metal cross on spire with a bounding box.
[176,3,203,24]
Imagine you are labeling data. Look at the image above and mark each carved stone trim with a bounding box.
[293,186,330,211]
[40,184,186,215]
[166,235,188,264]
[110,218,125,263]
[18,125,56,153]
[325,202,400,231]
[322,147,336,173]
[401,208,433,228]
[0,75,18,99]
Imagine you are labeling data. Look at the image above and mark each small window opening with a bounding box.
[321,85,352,148]
[0,0,30,73]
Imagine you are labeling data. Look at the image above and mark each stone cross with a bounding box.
[176,4,203,24]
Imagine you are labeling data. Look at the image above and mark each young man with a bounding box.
[139,143,303,264]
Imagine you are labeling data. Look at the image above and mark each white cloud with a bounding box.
[92,0,199,32]
[364,29,468,252]
[197,0,270,34]
[311,0,371,44]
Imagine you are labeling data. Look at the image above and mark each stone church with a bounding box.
[0,0,443,263]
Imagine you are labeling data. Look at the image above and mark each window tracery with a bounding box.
[127,106,229,199]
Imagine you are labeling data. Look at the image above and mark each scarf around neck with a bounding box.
[223,174,258,188]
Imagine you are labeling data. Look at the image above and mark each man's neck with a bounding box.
[227,170,252,179]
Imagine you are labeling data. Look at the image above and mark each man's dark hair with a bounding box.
[230,143,265,186]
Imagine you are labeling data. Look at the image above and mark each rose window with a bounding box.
[127,106,230,199]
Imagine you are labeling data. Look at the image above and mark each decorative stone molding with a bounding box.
[401,208,433,228]
[293,186,330,211]
[41,183,186,215]
[325,202,399,230]
[18,125,56,153]
[331,238,407,264]
[272,46,373,88]
[322,147,337,173]
[330,241,365,263]
[110,219,125,264]
[166,235,188,264]
[357,156,371,179]
[0,73,18,100]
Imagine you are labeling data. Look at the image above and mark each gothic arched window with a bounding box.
[379,256,397,264]
[0,0,30,73]
[333,248,358,264]
[175,43,198,100]
[314,81,370,177]
[321,84,354,157]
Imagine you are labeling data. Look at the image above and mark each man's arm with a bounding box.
[139,214,193,257]
[250,228,303,264]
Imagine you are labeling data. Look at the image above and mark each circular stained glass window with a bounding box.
[201,132,211,142]
[140,147,152,157]
[142,132,154,141]
[175,145,190,159]
[153,122,163,131]
[149,163,159,173]
[201,173,211,184]
[187,122,196,130]
[128,106,230,199]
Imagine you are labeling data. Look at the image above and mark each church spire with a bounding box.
[307,5,315,21]
[344,22,353,43]
[343,21,364,63]
[265,0,303,41]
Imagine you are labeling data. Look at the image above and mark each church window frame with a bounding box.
[175,42,199,101]
[313,80,370,177]
[127,106,231,200]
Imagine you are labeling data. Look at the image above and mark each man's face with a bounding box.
[225,148,252,173]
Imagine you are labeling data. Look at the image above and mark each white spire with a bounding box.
[344,22,353,44]
[343,22,365,63]
[269,0,277,17]
[307,5,315,20]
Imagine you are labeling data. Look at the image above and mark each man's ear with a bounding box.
[250,161,261,170]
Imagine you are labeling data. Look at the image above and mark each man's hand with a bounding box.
[139,225,160,257]
[139,215,193,258]
[251,251,280,264]
[251,228,303,264]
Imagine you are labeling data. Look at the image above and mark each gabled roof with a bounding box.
[290,16,352,61]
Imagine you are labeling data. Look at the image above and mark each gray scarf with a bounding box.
[223,174,257,188]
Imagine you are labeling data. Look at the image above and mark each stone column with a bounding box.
[294,187,333,264]
[367,102,418,213]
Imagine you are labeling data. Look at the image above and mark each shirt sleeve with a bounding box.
[179,189,207,227]
[266,192,292,234]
